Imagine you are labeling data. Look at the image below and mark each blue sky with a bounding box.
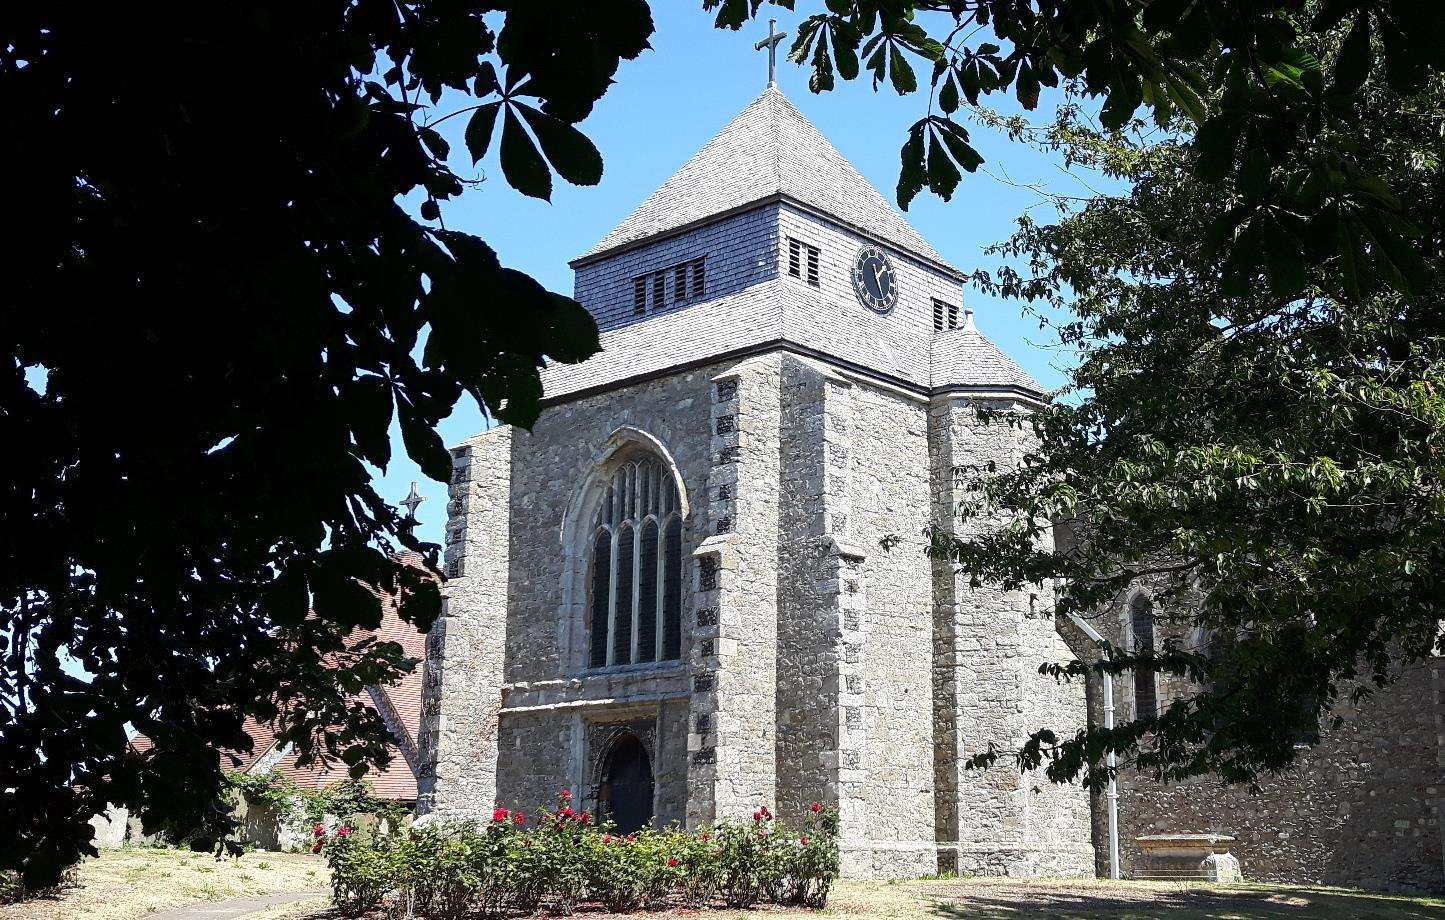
[379,5,1094,548]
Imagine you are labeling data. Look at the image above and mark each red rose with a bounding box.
[579,811,592,825]
[311,842,323,853]
[492,808,510,823]
[667,857,680,867]
[800,836,809,846]
[337,827,353,838]
[313,824,325,837]
[513,812,526,826]
[700,833,712,842]
[810,802,823,814]
[752,811,762,822]
[560,789,573,801]
[602,835,614,844]
[560,805,574,819]
[626,834,637,843]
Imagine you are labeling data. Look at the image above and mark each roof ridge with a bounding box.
[577,86,952,268]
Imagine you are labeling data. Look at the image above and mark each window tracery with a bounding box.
[587,455,684,668]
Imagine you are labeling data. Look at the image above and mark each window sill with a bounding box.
[577,660,687,679]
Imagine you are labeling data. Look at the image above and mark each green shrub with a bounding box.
[320,793,840,917]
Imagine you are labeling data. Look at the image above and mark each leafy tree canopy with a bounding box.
[2,0,651,888]
[3,0,1443,891]
[942,22,1444,786]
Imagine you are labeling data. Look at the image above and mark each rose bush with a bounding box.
[323,793,839,916]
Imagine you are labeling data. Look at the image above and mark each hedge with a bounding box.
[321,793,839,917]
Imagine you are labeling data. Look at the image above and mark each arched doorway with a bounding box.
[598,733,654,834]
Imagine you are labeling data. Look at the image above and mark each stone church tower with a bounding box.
[417,87,1094,878]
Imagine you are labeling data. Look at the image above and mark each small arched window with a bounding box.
[1130,594,1159,719]
[587,456,684,668]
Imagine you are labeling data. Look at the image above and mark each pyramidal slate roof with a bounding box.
[577,86,951,269]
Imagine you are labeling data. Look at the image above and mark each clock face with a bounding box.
[851,244,898,314]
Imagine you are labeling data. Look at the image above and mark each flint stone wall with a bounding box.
[1077,595,1445,892]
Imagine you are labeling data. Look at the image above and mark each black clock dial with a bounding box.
[851,244,899,313]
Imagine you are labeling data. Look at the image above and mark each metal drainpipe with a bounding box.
[1067,612,1121,881]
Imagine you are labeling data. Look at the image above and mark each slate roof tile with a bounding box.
[581,87,950,268]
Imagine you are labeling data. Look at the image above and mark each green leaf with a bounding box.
[1239,147,1272,201]
[418,127,449,161]
[938,71,960,114]
[1193,113,1243,182]
[514,102,603,187]
[925,129,962,201]
[1263,45,1321,89]
[464,101,502,164]
[810,27,836,92]
[833,21,860,81]
[896,121,927,210]
[347,375,394,469]
[1331,12,1372,94]
[397,395,453,482]
[1015,60,1041,109]
[935,119,984,175]
[539,290,601,365]
[889,43,917,94]
[498,105,552,201]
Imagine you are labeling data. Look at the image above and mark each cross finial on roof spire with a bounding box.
[400,481,425,533]
[754,18,787,87]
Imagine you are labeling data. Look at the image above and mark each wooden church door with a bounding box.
[599,734,654,834]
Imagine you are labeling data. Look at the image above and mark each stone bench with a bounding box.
[1135,834,1242,882]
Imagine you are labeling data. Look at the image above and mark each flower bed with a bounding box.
[321,793,839,917]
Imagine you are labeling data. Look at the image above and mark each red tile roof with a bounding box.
[128,559,434,802]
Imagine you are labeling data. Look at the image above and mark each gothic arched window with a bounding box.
[1129,594,1159,719]
[587,456,684,668]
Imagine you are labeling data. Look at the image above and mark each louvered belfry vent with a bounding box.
[787,237,820,288]
[933,298,961,331]
[630,257,706,315]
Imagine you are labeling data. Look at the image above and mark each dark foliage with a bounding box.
[1,1,651,889]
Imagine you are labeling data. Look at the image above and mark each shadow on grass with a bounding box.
[920,882,1445,920]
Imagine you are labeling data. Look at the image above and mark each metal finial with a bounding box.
[400,481,425,527]
[754,18,788,87]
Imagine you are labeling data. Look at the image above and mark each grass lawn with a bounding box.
[1,847,327,920]
[260,877,1445,920]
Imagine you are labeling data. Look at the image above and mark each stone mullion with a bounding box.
[606,528,620,667]
[655,522,667,662]
[630,523,642,665]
